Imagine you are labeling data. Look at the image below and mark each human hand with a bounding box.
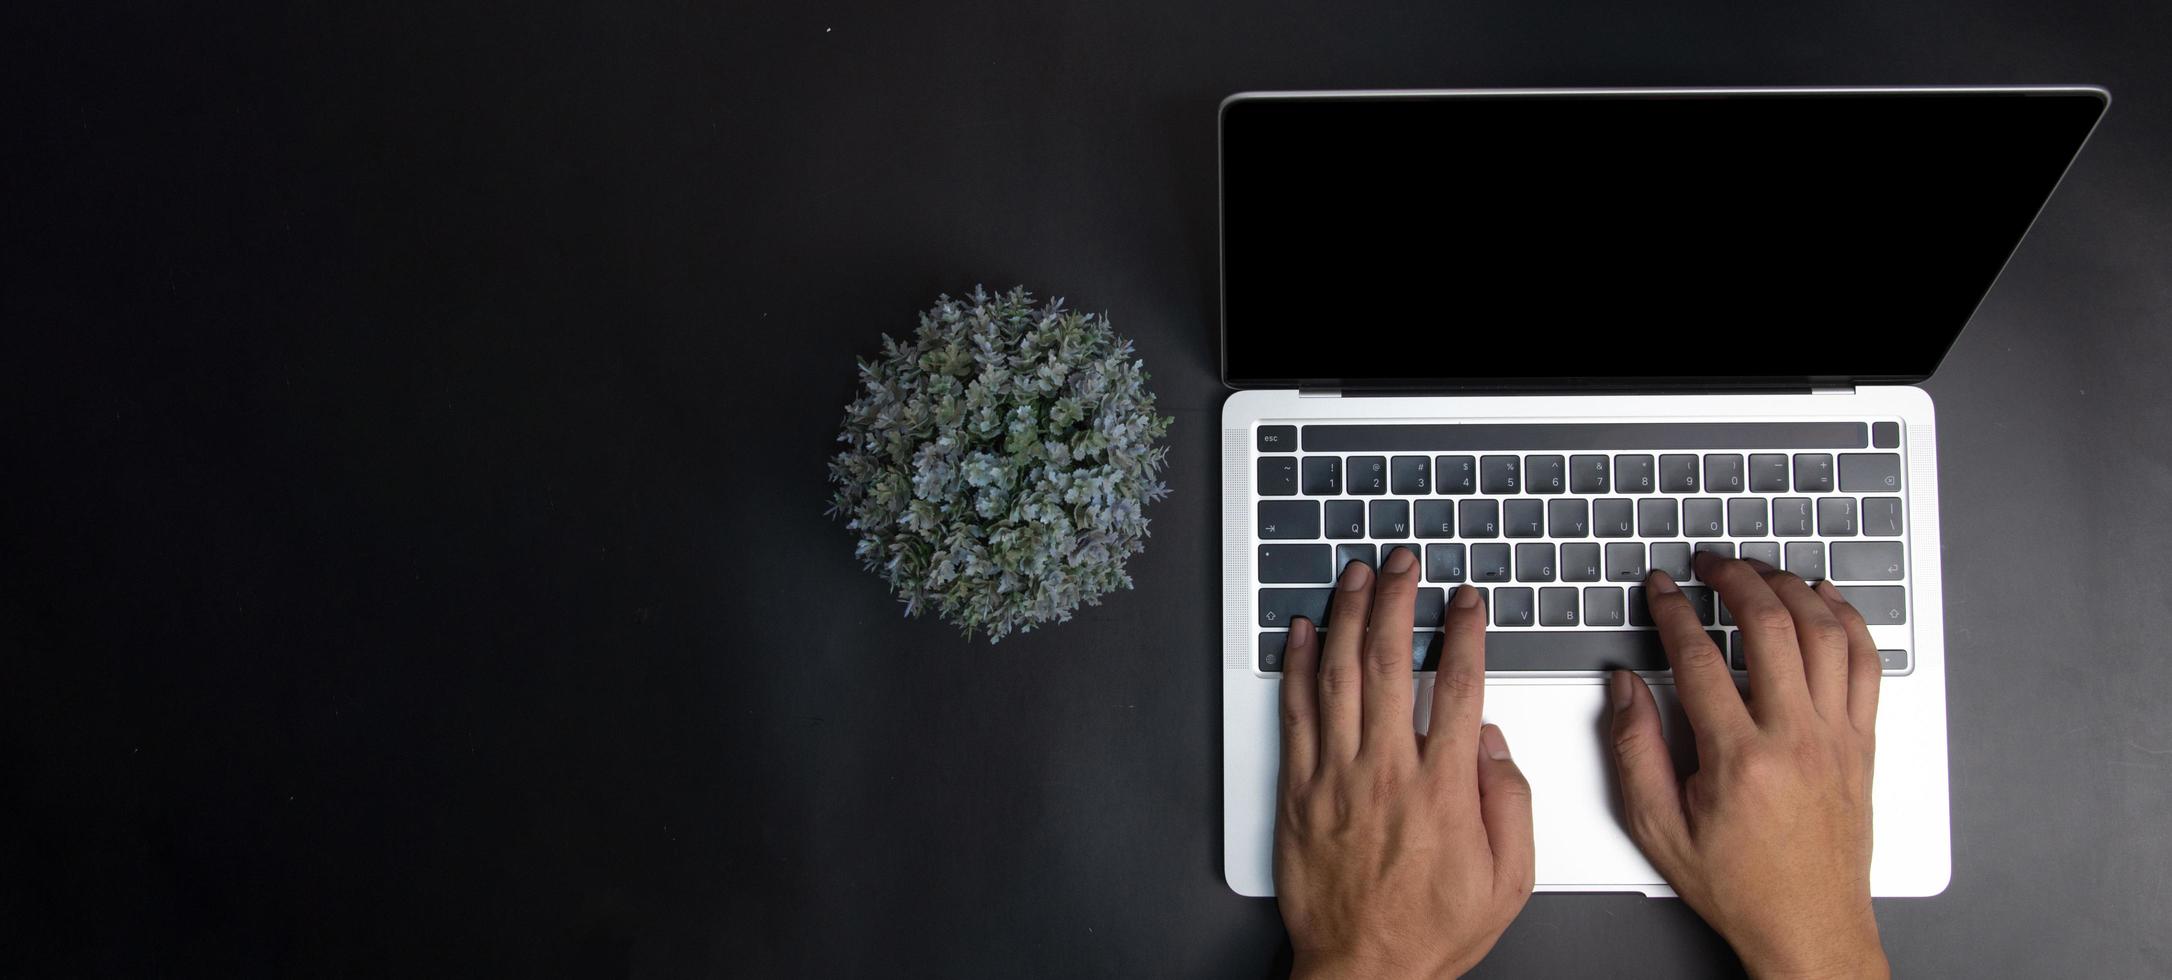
[1610,553,1888,979]
[1275,549,1534,979]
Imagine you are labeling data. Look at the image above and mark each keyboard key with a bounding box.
[1383,543,1421,571]
[1415,500,1457,539]
[1831,542,1905,581]
[1879,648,1910,672]
[1425,543,1467,583]
[1840,453,1903,492]
[1594,498,1635,538]
[1459,499,1500,538]
[1637,498,1679,537]
[1484,627,1727,674]
[1570,454,1610,493]
[1438,455,1477,494]
[1258,501,1319,539]
[1515,543,1557,582]
[1684,498,1724,538]
[1772,497,1814,537]
[1562,542,1602,582]
[1415,631,1445,671]
[1301,456,1343,495]
[1325,500,1366,539]
[1350,456,1388,495]
[1391,455,1431,495]
[1258,588,1332,627]
[1651,542,1692,583]
[1704,453,1745,493]
[1481,455,1521,494]
[1412,587,1446,628]
[1336,543,1377,572]
[1741,541,1782,567]
[1527,454,1566,494]
[1629,586,1653,627]
[1258,457,1297,495]
[1605,542,1646,582]
[1862,497,1904,536]
[1817,497,1858,536]
[1257,426,1296,453]
[1548,498,1590,537]
[1583,587,1626,626]
[1259,544,1330,583]
[1728,497,1769,537]
[1659,454,1700,493]
[1504,499,1544,538]
[1679,586,1716,625]
[1729,631,1744,670]
[1615,454,1656,492]
[1539,587,1579,626]
[1369,499,1411,538]
[1694,542,1736,560]
[1839,586,1907,625]
[1792,453,1835,492]
[1872,421,1900,449]
[1258,632,1286,671]
[1494,587,1536,627]
[1472,543,1511,583]
[1784,541,1827,581]
[1750,453,1790,492]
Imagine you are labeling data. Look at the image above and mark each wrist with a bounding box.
[1734,918,1888,980]
[1292,949,1453,980]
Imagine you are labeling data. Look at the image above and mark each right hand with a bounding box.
[1609,553,1890,979]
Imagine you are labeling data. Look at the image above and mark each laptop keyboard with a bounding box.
[1251,421,1912,675]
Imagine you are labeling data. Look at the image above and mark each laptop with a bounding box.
[1219,86,2107,897]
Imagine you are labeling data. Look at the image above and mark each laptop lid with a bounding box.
[1218,87,2107,391]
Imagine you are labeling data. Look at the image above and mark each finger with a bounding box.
[1693,552,1810,720]
[1759,566,1851,721]
[1360,546,1420,761]
[1318,559,1374,764]
[1609,670,1690,865]
[1477,725,1536,898]
[1818,580,1884,734]
[1278,617,1320,788]
[1424,585,1489,773]
[1643,570,1752,740]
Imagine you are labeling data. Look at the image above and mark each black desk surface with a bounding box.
[10,1,2171,975]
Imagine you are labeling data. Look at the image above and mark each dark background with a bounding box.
[5,1,2168,976]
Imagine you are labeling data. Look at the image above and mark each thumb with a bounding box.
[1477,724,1536,898]
[1609,670,1689,865]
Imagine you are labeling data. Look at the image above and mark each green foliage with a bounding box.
[828,286,1173,642]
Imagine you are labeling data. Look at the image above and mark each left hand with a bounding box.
[1274,549,1535,979]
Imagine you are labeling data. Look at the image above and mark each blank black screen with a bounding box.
[1221,90,2104,388]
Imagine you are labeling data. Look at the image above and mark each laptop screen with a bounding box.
[1220,89,2105,389]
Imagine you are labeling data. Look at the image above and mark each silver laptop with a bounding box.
[1219,86,2106,897]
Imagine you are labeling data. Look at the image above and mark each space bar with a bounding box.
[1481,629,1718,671]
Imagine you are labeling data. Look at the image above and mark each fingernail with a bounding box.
[1816,579,1841,599]
[1383,546,1416,574]
[1609,670,1632,710]
[1452,584,1481,608]
[1291,617,1314,644]
[1742,557,1775,573]
[1338,560,1373,592]
[1480,724,1511,761]
[1648,570,1680,595]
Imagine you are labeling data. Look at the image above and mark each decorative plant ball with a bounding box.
[827,286,1173,642]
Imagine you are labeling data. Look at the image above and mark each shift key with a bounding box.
[1838,586,1908,625]
[1259,588,1333,628]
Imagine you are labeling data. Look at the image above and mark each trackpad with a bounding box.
[1417,678,1692,894]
